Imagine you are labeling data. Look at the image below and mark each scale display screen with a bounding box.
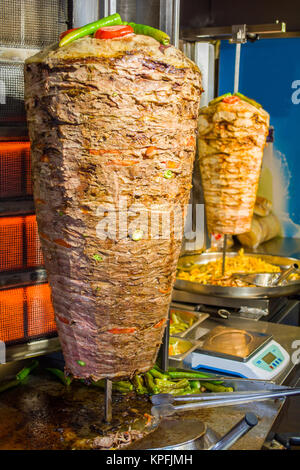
[262,352,277,364]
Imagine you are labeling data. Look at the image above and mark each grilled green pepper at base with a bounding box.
[168,370,223,384]
[0,379,19,394]
[200,382,234,393]
[132,375,148,395]
[91,379,133,393]
[16,360,39,382]
[0,360,39,394]
[46,368,72,386]
[190,380,201,392]
[144,372,160,394]
[154,378,190,391]
[149,368,169,380]
[168,387,193,396]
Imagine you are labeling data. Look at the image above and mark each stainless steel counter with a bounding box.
[172,315,300,450]
[249,237,300,259]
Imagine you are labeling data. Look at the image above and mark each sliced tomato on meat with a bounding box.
[158,287,171,294]
[166,161,179,169]
[107,327,136,334]
[56,314,70,325]
[94,25,134,40]
[53,238,72,248]
[212,233,222,240]
[154,318,167,328]
[59,28,78,41]
[222,95,241,104]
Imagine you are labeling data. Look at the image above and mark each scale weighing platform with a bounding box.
[184,326,290,380]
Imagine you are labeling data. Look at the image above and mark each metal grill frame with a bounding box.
[0,0,70,49]
[0,62,26,123]
[0,0,72,126]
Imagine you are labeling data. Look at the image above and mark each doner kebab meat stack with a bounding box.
[198,93,270,235]
[24,18,202,381]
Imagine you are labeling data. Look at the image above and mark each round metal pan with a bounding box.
[175,252,300,299]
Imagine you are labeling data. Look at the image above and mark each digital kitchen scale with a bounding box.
[184,326,290,380]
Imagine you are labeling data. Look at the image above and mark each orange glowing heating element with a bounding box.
[26,215,44,267]
[0,288,24,343]
[0,142,32,198]
[26,284,56,337]
[0,215,44,272]
[0,216,24,271]
[0,284,57,344]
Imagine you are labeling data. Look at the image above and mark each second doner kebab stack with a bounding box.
[198,93,270,235]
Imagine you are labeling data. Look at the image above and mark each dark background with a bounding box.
[180,0,300,31]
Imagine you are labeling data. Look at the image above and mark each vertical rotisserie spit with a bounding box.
[198,94,270,235]
[24,33,202,381]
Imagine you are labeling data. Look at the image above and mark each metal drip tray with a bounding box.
[198,326,272,362]
[128,418,208,450]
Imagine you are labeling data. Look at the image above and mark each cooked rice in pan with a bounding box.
[177,249,299,287]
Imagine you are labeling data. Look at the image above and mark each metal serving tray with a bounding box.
[175,252,300,299]
[168,336,200,362]
[169,308,209,338]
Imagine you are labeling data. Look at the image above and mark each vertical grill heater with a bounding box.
[0,283,56,345]
[0,0,71,358]
[0,142,32,199]
[0,214,44,272]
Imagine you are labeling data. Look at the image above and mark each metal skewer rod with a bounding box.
[104,378,112,423]
[161,316,170,372]
[234,43,241,94]
[222,40,240,277]
[222,234,227,276]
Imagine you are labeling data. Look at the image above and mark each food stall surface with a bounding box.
[0,373,154,450]
[0,316,299,450]
[173,239,300,324]
[169,315,300,450]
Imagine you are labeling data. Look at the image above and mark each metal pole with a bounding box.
[160,316,170,372]
[234,43,241,93]
[222,234,227,276]
[104,378,112,423]
[172,0,180,48]
[72,0,99,27]
[118,0,136,23]
[194,42,215,106]
[159,0,180,48]
[99,0,117,18]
